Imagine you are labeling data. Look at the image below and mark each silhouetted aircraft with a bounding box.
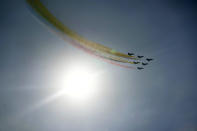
[146,58,153,62]
[142,62,148,66]
[133,61,140,64]
[137,55,144,58]
[128,52,134,56]
[137,67,144,70]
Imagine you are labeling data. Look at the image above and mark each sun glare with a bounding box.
[57,65,100,103]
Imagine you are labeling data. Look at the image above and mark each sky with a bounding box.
[0,0,197,131]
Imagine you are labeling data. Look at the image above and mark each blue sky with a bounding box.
[0,0,197,131]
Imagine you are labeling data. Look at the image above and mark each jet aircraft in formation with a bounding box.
[128,52,153,70]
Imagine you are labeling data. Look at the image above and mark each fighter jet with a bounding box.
[146,58,153,62]
[142,62,148,66]
[128,52,134,56]
[137,67,144,70]
[137,55,144,58]
[133,61,140,64]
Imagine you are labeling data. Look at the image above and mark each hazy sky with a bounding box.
[0,0,197,131]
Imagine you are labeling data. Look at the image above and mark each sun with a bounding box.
[64,68,98,101]
[56,65,100,104]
